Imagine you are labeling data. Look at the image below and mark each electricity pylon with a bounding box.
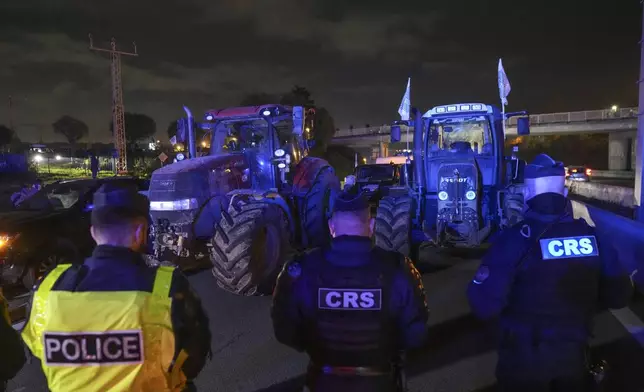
[89,34,138,173]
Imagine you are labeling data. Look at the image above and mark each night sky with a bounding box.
[0,0,641,143]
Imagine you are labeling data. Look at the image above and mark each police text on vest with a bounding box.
[43,330,144,366]
[318,288,382,310]
[539,235,599,260]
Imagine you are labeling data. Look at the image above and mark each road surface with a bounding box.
[7,250,644,392]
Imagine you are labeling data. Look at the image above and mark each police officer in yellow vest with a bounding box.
[21,182,212,392]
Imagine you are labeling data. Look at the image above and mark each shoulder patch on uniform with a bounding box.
[287,261,302,278]
[472,265,490,285]
[539,235,599,260]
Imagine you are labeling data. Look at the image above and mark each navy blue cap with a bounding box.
[332,190,369,213]
[524,153,565,179]
[91,182,149,226]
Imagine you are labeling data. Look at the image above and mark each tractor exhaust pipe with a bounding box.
[412,107,425,193]
[183,106,197,159]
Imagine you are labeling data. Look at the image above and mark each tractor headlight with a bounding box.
[274,149,285,157]
[438,191,448,201]
[262,109,271,116]
[205,114,214,121]
[150,198,198,211]
[466,191,476,200]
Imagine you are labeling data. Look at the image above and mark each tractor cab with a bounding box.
[201,105,310,192]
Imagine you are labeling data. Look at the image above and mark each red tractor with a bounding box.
[147,105,340,295]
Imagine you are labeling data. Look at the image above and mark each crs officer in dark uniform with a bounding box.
[21,182,211,392]
[271,191,429,392]
[1,290,25,391]
[467,154,633,392]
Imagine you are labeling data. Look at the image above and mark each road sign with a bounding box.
[158,152,168,162]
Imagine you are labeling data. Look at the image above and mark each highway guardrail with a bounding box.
[571,200,643,294]
[567,180,634,208]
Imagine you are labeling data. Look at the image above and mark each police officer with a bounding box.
[271,190,429,392]
[21,182,211,392]
[1,289,26,391]
[467,154,633,392]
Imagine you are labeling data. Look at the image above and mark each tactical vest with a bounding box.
[22,264,186,392]
[504,217,603,330]
[303,248,399,368]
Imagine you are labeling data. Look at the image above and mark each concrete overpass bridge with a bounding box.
[331,107,638,171]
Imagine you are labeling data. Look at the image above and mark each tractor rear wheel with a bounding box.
[301,167,340,248]
[374,195,413,257]
[210,198,291,296]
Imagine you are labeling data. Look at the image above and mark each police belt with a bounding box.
[309,362,394,377]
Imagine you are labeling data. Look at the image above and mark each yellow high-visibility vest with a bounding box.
[22,264,187,392]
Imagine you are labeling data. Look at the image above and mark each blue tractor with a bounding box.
[148,105,340,295]
[373,103,531,256]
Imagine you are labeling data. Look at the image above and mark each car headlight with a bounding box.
[0,234,19,250]
[466,191,476,200]
[438,191,449,201]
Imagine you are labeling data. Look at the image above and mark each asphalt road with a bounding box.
[7,250,644,392]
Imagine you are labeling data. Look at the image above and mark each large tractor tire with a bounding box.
[374,196,413,257]
[301,167,340,248]
[210,198,291,296]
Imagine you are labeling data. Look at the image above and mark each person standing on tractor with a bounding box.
[21,182,212,392]
[467,154,633,392]
[271,190,429,392]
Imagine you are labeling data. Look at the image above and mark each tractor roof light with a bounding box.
[274,149,285,157]
[205,114,214,121]
[262,109,272,116]
[278,163,286,169]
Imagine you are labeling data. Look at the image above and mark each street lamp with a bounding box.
[611,105,618,112]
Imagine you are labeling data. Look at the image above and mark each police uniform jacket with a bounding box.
[467,193,633,340]
[271,235,429,368]
[23,245,211,383]
[1,293,26,388]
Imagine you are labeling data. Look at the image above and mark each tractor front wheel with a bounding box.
[374,195,413,257]
[210,198,291,296]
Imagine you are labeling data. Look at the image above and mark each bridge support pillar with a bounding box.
[378,142,389,158]
[608,133,630,171]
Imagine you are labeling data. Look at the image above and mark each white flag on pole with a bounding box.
[498,59,511,106]
[398,77,411,121]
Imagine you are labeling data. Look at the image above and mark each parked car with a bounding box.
[0,176,149,294]
[565,165,592,182]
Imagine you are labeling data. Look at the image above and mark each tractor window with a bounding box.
[355,165,396,182]
[429,116,493,155]
[210,121,273,154]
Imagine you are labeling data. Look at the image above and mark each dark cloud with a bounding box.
[0,0,640,142]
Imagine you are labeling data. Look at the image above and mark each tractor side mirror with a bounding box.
[517,117,530,136]
[292,106,304,136]
[390,125,401,143]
